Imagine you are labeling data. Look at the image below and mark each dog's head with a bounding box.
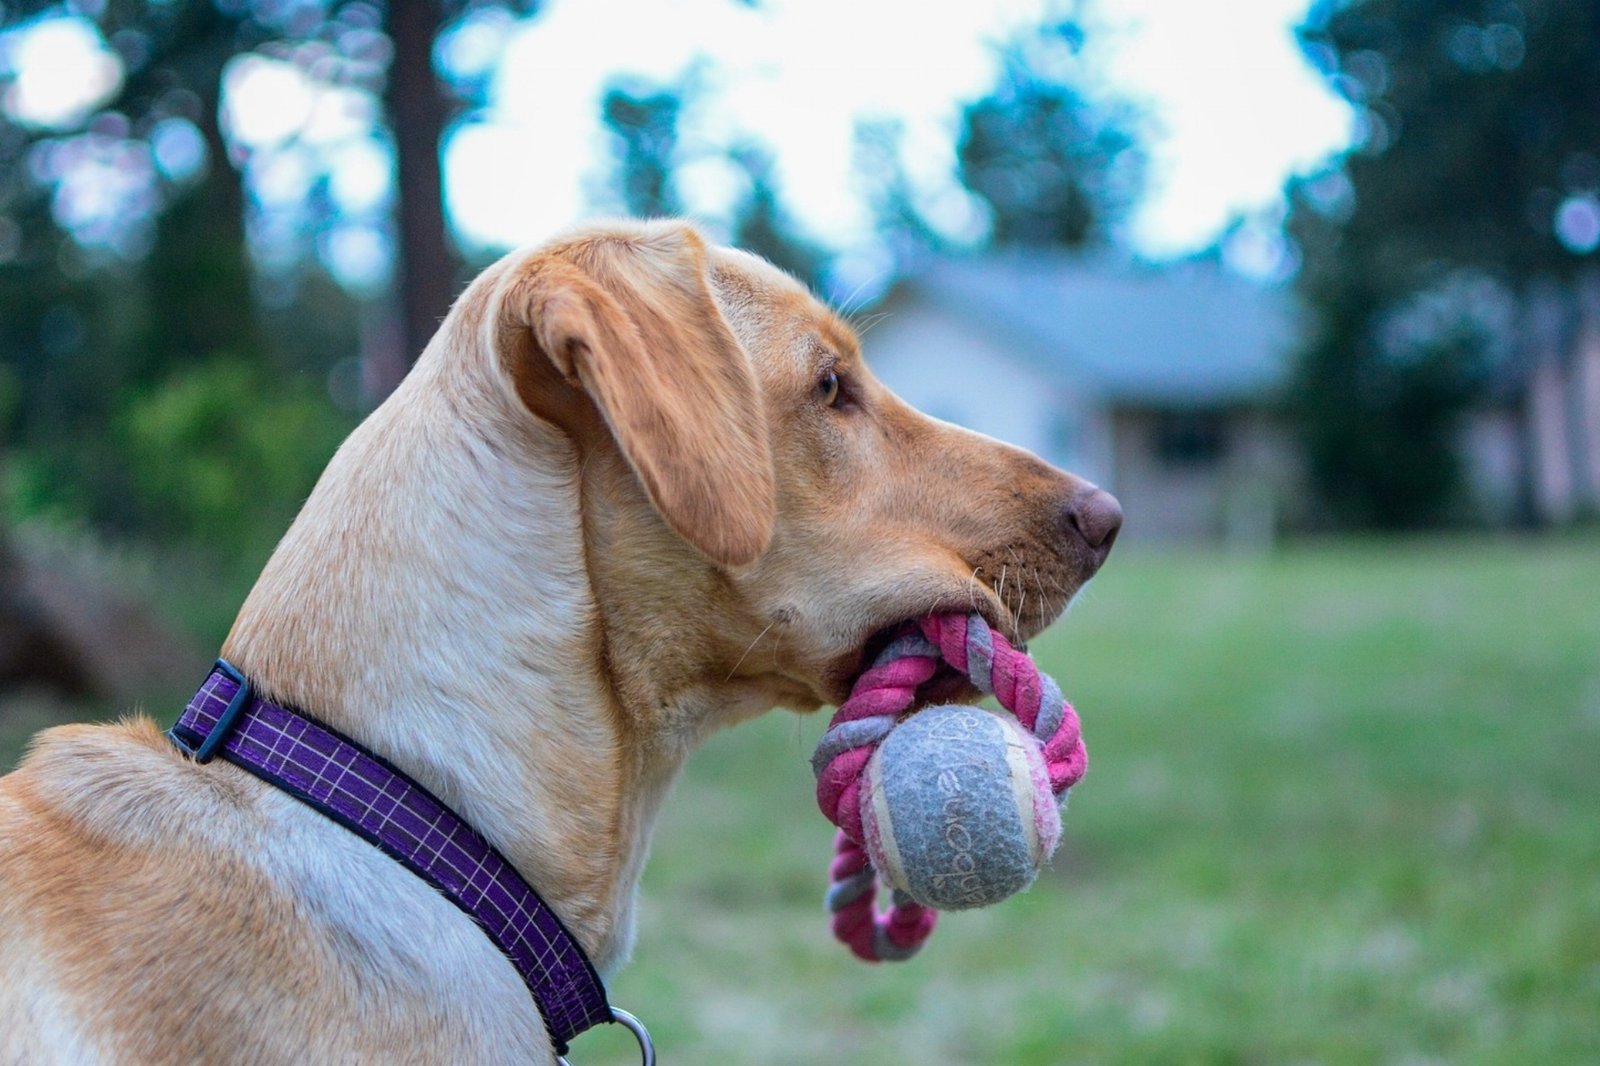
[485,219,1120,720]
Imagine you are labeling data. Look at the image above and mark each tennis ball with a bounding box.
[859,703,1062,911]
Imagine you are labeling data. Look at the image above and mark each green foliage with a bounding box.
[0,258,151,531]
[1290,268,1507,527]
[956,13,1144,249]
[598,73,828,289]
[1296,0,1600,282]
[1294,324,1485,528]
[116,357,351,558]
[852,118,946,261]
[602,79,685,219]
[1288,0,1600,527]
[0,0,366,560]
[0,2,257,531]
[0,364,17,437]
[726,144,827,289]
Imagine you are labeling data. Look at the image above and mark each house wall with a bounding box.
[1457,340,1600,529]
[1479,275,1600,527]
[1574,313,1600,513]
[1528,356,1577,523]
[863,303,1113,485]
[1461,409,1524,525]
[867,300,1298,543]
[1109,408,1291,545]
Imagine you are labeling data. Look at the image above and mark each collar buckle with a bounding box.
[169,659,252,763]
[559,1007,655,1066]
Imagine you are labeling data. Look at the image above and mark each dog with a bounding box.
[0,219,1120,1064]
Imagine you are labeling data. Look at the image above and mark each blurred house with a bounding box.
[1464,274,1600,526]
[865,253,1302,543]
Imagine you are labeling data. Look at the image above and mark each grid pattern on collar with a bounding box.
[169,666,612,1054]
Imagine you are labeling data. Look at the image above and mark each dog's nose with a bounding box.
[1063,488,1122,567]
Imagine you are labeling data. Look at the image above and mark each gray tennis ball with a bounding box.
[859,704,1061,910]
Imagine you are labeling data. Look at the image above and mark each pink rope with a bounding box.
[813,612,1087,962]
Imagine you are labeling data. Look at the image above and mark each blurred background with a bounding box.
[0,0,1595,1062]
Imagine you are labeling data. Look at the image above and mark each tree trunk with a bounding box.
[383,0,456,396]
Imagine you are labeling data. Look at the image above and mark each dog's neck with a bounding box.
[222,349,760,973]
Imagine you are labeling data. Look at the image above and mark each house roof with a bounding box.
[892,251,1303,407]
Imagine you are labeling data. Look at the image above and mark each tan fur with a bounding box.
[0,219,1113,1064]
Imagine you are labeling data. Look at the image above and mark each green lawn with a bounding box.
[4,537,1597,1064]
[586,537,1600,1065]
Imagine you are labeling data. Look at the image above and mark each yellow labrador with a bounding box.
[0,219,1119,1064]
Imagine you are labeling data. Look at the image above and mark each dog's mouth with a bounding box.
[831,602,1013,709]
[821,553,1079,708]
[832,622,970,710]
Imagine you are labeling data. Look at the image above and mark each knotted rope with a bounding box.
[811,612,1087,962]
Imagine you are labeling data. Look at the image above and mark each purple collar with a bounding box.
[169,660,647,1061]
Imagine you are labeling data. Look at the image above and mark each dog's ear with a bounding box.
[498,222,776,567]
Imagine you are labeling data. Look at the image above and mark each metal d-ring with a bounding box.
[557,1006,655,1066]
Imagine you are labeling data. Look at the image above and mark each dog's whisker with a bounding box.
[965,568,986,620]
[726,619,778,681]
[1006,547,1025,613]
[853,311,893,340]
[834,274,881,320]
[770,624,786,671]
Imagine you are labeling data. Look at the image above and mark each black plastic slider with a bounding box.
[171,658,253,763]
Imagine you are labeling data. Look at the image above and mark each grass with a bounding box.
[4,536,1597,1064]
[586,536,1600,1065]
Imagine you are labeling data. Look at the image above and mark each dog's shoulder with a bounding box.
[0,718,557,1064]
[2,717,253,842]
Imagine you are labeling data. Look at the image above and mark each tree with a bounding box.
[601,78,685,218]
[851,118,944,265]
[956,12,1143,249]
[727,144,827,288]
[383,0,544,385]
[0,0,364,539]
[0,4,262,385]
[1287,0,1600,527]
[598,72,827,289]
[386,0,459,384]
[0,0,554,542]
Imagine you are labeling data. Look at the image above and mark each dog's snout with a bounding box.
[1063,488,1122,566]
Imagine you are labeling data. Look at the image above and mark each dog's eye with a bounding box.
[817,370,841,407]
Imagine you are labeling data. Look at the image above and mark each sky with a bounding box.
[1095,0,1355,253]
[440,0,1355,265]
[2,0,1357,283]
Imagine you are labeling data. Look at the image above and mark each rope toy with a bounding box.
[811,612,1087,962]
